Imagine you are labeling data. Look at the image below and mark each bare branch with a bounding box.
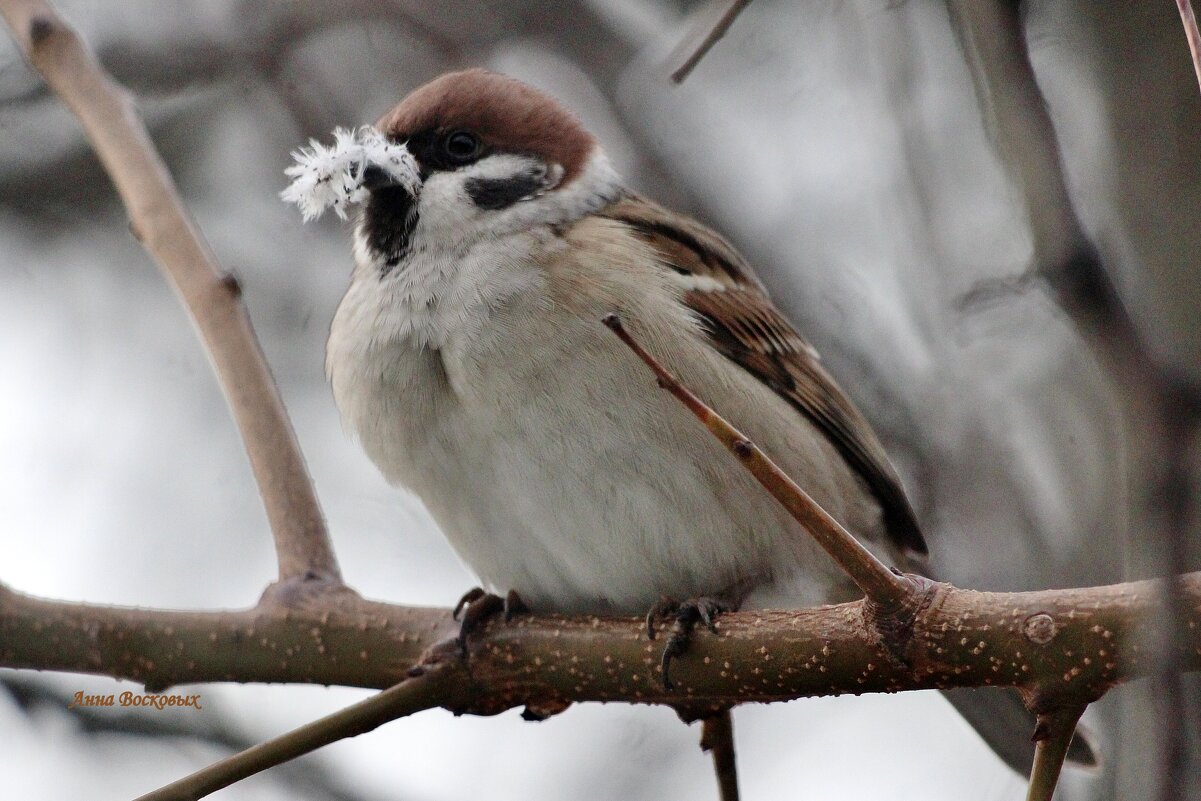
[1178,0,1201,95]
[5,571,1198,710]
[2,675,378,801]
[3,564,1201,797]
[5,571,1201,795]
[602,314,913,610]
[701,712,740,801]
[0,0,340,584]
[0,582,449,691]
[133,666,457,801]
[1025,706,1087,801]
[668,0,752,83]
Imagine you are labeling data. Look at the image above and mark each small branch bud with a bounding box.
[1023,613,1058,646]
[28,13,51,45]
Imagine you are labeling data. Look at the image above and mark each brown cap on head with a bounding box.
[376,69,597,183]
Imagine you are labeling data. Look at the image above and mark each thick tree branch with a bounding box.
[3,575,1199,710]
[6,566,1200,798]
[0,0,339,584]
[0,583,449,692]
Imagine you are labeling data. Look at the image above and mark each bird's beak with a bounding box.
[360,142,422,198]
[362,164,407,191]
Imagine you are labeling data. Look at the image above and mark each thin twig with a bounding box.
[668,0,752,83]
[1178,0,1201,94]
[133,666,459,801]
[701,712,740,801]
[602,314,913,609]
[1025,706,1087,801]
[0,0,340,583]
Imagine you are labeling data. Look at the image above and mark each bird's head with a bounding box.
[360,69,622,270]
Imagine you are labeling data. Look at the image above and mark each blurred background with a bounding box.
[2,0,1199,799]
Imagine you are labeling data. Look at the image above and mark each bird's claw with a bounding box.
[453,587,528,651]
[645,596,733,691]
[645,596,676,640]
[452,587,487,621]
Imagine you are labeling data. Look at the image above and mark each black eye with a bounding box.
[441,130,480,164]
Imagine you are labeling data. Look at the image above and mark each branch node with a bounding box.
[1022,613,1058,646]
[143,677,170,694]
[219,271,242,299]
[521,699,571,721]
[863,573,938,662]
[258,573,354,611]
[28,14,53,46]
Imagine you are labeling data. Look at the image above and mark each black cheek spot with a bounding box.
[464,170,550,211]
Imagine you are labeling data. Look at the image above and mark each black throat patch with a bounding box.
[363,185,419,276]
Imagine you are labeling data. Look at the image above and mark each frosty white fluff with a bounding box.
[281,126,419,222]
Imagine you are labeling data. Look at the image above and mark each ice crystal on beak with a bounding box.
[281,126,420,222]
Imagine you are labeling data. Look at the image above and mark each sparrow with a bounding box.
[317,68,1094,777]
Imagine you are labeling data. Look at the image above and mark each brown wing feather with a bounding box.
[600,195,927,555]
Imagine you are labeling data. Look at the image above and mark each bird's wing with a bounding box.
[598,194,926,555]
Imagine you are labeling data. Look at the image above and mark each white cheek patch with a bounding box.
[468,153,551,183]
[281,126,421,222]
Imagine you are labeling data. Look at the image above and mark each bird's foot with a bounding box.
[452,587,528,651]
[645,595,733,691]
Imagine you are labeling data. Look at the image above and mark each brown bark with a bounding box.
[3,574,1198,715]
